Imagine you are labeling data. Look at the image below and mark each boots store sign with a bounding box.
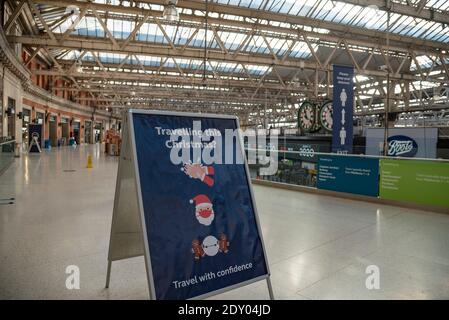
[387,135,418,157]
[365,128,438,158]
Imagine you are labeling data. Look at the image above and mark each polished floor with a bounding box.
[1,145,449,300]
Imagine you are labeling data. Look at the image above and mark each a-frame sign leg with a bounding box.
[105,114,145,289]
[105,260,112,288]
[266,277,275,300]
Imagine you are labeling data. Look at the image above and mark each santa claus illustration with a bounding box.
[190,194,215,226]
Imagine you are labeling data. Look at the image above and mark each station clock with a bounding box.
[298,101,316,132]
[320,101,333,132]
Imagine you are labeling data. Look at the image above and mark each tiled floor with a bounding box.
[1,145,449,299]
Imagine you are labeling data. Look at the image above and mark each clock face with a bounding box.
[298,102,316,132]
[320,101,333,131]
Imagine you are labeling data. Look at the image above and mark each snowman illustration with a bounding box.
[190,194,215,226]
[202,235,219,257]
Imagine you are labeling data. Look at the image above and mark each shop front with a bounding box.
[48,114,58,147]
[61,117,70,145]
[84,120,92,144]
[72,120,80,144]
[22,108,31,147]
[94,122,102,143]
[6,97,15,139]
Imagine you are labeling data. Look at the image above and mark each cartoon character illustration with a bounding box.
[191,239,205,260]
[218,233,230,253]
[202,235,219,257]
[190,194,215,226]
[182,162,214,187]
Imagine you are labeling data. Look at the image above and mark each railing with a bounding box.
[247,147,449,210]
[0,139,15,176]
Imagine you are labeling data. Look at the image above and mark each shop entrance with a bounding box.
[22,108,31,147]
[94,122,102,143]
[85,120,92,144]
[48,115,58,147]
[73,121,80,144]
[61,117,69,145]
[7,97,15,139]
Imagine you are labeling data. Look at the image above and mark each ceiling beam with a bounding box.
[29,0,447,52]
[33,68,323,94]
[3,0,27,33]
[8,34,426,81]
[140,0,446,49]
[335,0,449,25]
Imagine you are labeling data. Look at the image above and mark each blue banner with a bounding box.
[28,124,43,153]
[332,65,354,153]
[131,113,268,300]
[317,155,379,197]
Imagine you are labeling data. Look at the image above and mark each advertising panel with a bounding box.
[317,155,379,197]
[365,127,438,158]
[130,112,269,300]
[380,159,449,208]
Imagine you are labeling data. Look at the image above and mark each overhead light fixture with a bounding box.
[65,5,80,16]
[75,61,83,73]
[367,4,381,17]
[163,0,179,22]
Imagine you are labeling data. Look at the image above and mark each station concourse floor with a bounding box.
[1,145,449,300]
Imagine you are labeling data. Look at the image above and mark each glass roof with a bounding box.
[214,0,449,43]
[51,15,318,61]
[36,0,448,74]
[33,0,448,89]
[61,50,272,76]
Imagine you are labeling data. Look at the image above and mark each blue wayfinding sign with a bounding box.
[332,65,354,153]
[130,111,269,300]
[317,155,379,197]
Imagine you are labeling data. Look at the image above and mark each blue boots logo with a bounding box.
[387,135,418,157]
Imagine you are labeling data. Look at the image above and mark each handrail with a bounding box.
[245,148,449,163]
[0,139,15,146]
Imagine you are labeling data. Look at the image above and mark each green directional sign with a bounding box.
[380,159,449,208]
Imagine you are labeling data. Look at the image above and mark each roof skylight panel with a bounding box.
[410,20,437,38]
[310,0,333,20]
[289,41,313,59]
[267,0,289,13]
[172,26,193,46]
[294,0,315,17]
[427,0,449,10]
